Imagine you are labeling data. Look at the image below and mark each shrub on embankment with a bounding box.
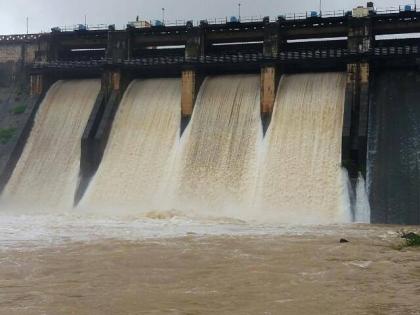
[10,104,26,115]
[0,128,16,144]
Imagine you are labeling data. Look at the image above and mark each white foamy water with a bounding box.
[0,211,384,250]
[355,174,371,223]
[1,80,100,211]
[257,73,352,224]
[80,79,181,213]
[172,75,262,220]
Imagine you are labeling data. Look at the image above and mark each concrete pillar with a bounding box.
[260,66,279,116]
[263,22,281,58]
[358,62,370,177]
[185,30,205,61]
[30,74,43,96]
[111,71,121,91]
[342,62,370,179]
[347,16,373,54]
[343,7,373,179]
[102,69,122,95]
[181,69,201,117]
[342,64,358,178]
[107,32,130,63]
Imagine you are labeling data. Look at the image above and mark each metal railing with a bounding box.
[2,4,420,43]
[52,24,110,32]
[0,33,43,42]
[32,45,420,70]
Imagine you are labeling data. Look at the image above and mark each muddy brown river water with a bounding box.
[0,222,419,315]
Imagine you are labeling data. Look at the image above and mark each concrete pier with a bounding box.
[342,9,372,179]
[76,69,129,205]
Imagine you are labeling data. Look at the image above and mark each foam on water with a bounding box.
[0,210,384,250]
[355,174,371,223]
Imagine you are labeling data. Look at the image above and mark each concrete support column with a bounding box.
[343,9,373,179]
[30,74,43,96]
[358,62,370,177]
[342,64,358,177]
[109,70,121,91]
[347,17,373,54]
[107,32,131,63]
[263,22,281,58]
[260,66,279,116]
[342,62,370,179]
[185,29,205,61]
[181,69,201,117]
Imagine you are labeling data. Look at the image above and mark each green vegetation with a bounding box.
[0,128,17,144]
[10,104,26,115]
[393,231,420,250]
[400,231,420,247]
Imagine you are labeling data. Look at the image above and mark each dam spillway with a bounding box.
[1,80,100,210]
[80,79,181,213]
[257,73,350,224]
[173,75,261,220]
[1,3,420,224]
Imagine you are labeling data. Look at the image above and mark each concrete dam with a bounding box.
[0,3,419,225]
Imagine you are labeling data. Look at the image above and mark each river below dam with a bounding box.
[0,213,419,315]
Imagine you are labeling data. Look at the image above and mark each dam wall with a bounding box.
[0,4,420,224]
[369,70,420,225]
[0,41,38,64]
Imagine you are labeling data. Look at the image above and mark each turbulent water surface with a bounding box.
[0,72,417,314]
[0,213,418,315]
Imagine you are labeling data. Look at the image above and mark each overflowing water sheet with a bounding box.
[1,80,100,211]
[257,73,352,224]
[354,174,371,223]
[80,79,181,214]
[1,73,355,227]
[172,75,262,221]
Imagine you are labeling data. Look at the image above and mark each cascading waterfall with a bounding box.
[1,74,359,225]
[1,80,100,210]
[172,75,262,220]
[80,79,181,214]
[257,73,352,224]
[354,175,371,223]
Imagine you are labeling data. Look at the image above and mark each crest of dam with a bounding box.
[0,74,359,224]
[1,80,101,211]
